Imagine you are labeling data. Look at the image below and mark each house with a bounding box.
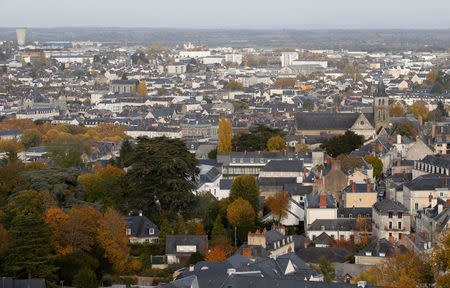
[372,199,410,243]
[412,154,450,180]
[124,214,160,244]
[165,235,208,264]
[259,159,304,182]
[304,193,339,239]
[405,138,434,161]
[355,237,403,265]
[415,197,449,237]
[247,227,295,256]
[323,161,348,204]
[0,129,23,140]
[402,174,450,216]
[342,181,378,208]
[110,79,139,94]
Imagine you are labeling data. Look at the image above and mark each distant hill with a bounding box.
[0,28,449,51]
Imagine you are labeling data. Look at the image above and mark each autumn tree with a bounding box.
[224,81,243,90]
[389,103,406,117]
[266,135,287,152]
[229,174,260,215]
[364,155,383,179]
[44,207,71,255]
[137,80,148,96]
[273,78,297,88]
[428,229,450,287]
[311,256,335,282]
[217,117,232,154]
[77,173,106,203]
[97,208,130,273]
[391,121,418,139]
[0,118,35,131]
[425,69,439,86]
[64,205,102,253]
[227,198,255,227]
[187,222,205,235]
[337,154,363,171]
[205,246,230,262]
[20,129,42,149]
[409,102,429,121]
[265,190,290,224]
[173,214,187,235]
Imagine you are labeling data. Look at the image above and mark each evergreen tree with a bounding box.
[173,215,186,235]
[158,218,172,243]
[73,267,97,288]
[118,138,133,168]
[229,174,260,215]
[211,215,225,240]
[3,214,57,280]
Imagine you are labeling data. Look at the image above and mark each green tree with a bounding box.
[232,124,285,152]
[364,155,383,179]
[20,129,42,149]
[47,136,90,168]
[229,174,259,215]
[173,215,186,235]
[158,218,172,243]
[189,252,204,264]
[211,214,225,240]
[391,121,418,139]
[125,137,199,215]
[319,256,336,282]
[118,138,134,168]
[77,173,105,203]
[303,99,314,111]
[73,267,97,288]
[320,130,364,158]
[208,148,217,159]
[157,87,169,96]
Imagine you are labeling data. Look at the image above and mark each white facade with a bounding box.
[281,52,299,67]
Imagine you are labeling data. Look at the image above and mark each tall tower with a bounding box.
[374,78,389,131]
[16,28,26,46]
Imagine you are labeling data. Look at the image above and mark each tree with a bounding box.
[0,223,9,257]
[189,252,204,264]
[2,190,45,228]
[320,130,364,158]
[187,222,205,235]
[337,154,363,171]
[44,207,71,255]
[205,246,229,262]
[428,229,450,286]
[118,138,134,167]
[3,214,57,281]
[20,129,42,149]
[158,218,172,243]
[425,69,439,86]
[311,256,335,282]
[63,205,101,253]
[211,215,225,240]
[217,117,232,154]
[224,81,243,91]
[273,78,296,88]
[47,134,90,168]
[409,102,429,121]
[391,121,418,139]
[208,148,217,159]
[137,80,148,96]
[229,174,259,215]
[232,124,284,152]
[265,190,290,224]
[157,87,169,96]
[78,173,105,203]
[266,136,287,152]
[303,99,314,111]
[97,208,129,273]
[389,103,406,117]
[124,137,199,215]
[227,198,255,227]
[364,155,383,179]
[173,214,187,235]
[73,267,97,288]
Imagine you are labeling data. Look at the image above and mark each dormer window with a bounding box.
[398,212,402,219]
[388,212,393,218]
[148,228,154,235]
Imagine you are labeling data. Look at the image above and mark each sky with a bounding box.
[0,0,449,29]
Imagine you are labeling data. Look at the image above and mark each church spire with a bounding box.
[375,78,387,98]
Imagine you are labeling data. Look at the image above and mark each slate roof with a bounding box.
[261,159,303,172]
[308,219,356,232]
[337,207,372,218]
[358,237,398,257]
[165,235,208,255]
[283,183,313,196]
[373,199,408,214]
[296,247,350,264]
[306,193,337,208]
[419,154,450,170]
[296,112,361,131]
[123,215,159,238]
[219,179,232,190]
[313,232,333,245]
[235,244,270,258]
[404,174,450,190]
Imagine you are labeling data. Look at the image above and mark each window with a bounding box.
[398,222,401,229]
[398,212,402,219]
[148,228,155,235]
[388,212,393,218]
[389,222,392,229]
[399,233,402,240]
[360,121,365,125]
[415,203,419,210]
[389,233,392,238]
[176,245,196,253]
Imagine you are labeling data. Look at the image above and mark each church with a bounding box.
[295,80,389,139]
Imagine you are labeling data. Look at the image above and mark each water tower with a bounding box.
[16,28,26,46]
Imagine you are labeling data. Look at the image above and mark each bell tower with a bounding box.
[374,79,389,131]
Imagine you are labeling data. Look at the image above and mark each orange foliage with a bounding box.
[97,208,130,273]
[24,162,50,171]
[227,197,255,227]
[0,139,25,153]
[265,190,290,223]
[94,164,126,179]
[205,246,229,262]
[44,207,72,255]
[195,222,206,235]
[64,205,102,253]
[0,118,36,131]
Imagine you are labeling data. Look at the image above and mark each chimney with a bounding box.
[429,194,433,203]
[304,242,308,248]
[432,124,436,138]
[388,138,393,146]
[139,211,143,216]
[319,193,327,208]
[397,134,401,144]
[242,247,252,258]
[352,181,356,192]
[377,143,383,152]
[303,167,306,179]
[410,234,415,243]
[367,182,371,192]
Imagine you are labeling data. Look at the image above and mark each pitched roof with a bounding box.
[261,160,303,172]
[404,174,450,190]
[165,235,208,255]
[296,112,361,131]
[373,199,408,214]
[124,215,159,238]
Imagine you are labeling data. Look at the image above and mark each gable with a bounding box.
[351,113,374,130]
